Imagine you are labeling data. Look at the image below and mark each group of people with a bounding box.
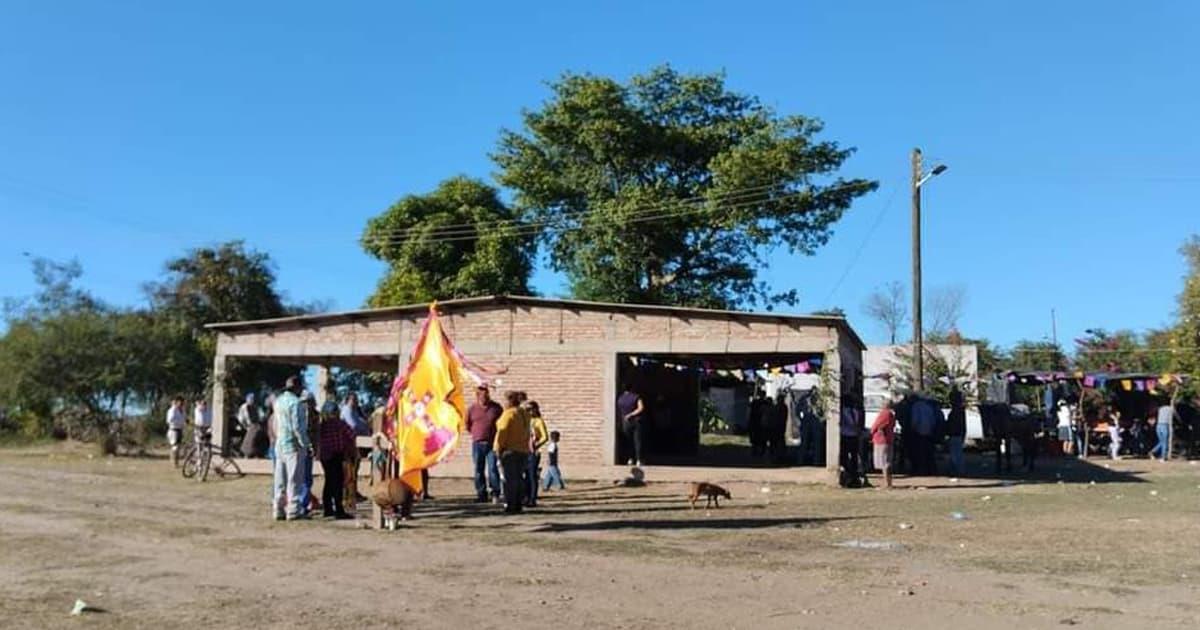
[748,393,789,462]
[164,396,212,467]
[840,387,969,489]
[466,385,566,515]
[1100,402,1178,462]
[268,376,374,520]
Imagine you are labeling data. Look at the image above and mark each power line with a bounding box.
[819,182,902,307]
[1012,346,1200,355]
[366,181,794,239]
[362,189,814,247]
[364,187,784,242]
[361,180,873,248]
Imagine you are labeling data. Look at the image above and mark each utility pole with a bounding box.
[911,148,924,392]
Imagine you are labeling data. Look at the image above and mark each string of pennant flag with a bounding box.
[1002,370,1187,392]
[626,355,823,376]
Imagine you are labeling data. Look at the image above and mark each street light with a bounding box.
[911,148,948,393]
[915,163,948,189]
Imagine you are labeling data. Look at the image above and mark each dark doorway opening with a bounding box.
[614,352,826,468]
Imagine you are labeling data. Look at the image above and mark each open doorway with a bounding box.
[614,352,828,468]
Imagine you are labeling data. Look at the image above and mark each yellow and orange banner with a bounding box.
[382,304,466,495]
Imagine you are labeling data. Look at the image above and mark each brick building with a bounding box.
[207,295,864,480]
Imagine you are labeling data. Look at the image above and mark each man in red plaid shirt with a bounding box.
[318,400,356,519]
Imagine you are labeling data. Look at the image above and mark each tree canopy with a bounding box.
[0,243,304,442]
[146,240,295,396]
[1173,236,1200,384]
[360,176,535,307]
[0,261,195,439]
[494,65,876,309]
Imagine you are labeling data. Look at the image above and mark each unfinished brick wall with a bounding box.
[215,299,861,476]
[448,352,611,468]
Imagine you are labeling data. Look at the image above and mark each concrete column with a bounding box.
[602,352,618,465]
[822,348,842,484]
[212,353,228,451]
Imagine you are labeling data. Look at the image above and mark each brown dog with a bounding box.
[373,478,415,529]
[688,482,732,509]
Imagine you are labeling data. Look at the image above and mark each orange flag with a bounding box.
[382,304,466,495]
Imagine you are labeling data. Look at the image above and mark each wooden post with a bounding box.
[911,148,924,392]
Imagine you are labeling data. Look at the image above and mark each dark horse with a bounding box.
[978,403,1038,473]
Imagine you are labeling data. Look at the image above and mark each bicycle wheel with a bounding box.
[198,446,213,482]
[181,446,199,479]
[215,456,243,479]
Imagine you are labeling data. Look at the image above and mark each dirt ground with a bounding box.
[1,443,1198,629]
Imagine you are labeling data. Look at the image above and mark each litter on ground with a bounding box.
[835,540,906,551]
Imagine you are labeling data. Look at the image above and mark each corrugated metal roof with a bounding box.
[205,294,866,350]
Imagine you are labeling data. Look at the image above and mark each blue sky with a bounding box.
[1,1,1196,348]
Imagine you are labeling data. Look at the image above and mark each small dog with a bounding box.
[372,478,415,530]
[688,482,732,509]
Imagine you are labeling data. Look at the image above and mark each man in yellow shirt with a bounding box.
[493,391,530,514]
[524,400,549,507]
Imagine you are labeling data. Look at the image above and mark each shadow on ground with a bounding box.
[524,515,867,533]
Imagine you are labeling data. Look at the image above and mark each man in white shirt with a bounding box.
[237,393,259,431]
[166,397,187,467]
[1056,401,1074,455]
[193,400,213,450]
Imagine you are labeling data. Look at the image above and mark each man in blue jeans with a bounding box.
[1150,403,1176,461]
[272,376,312,520]
[465,385,503,503]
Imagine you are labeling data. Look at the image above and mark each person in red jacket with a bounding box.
[870,400,897,489]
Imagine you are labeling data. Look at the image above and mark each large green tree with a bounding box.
[494,65,876,309]
[147,241,294,398]
[360,176,534,307]
[0,260,194,441]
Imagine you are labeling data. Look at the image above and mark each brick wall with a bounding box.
[218,301,860,474]
[448,352,610,468]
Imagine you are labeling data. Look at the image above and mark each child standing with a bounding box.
[542,431,566,490]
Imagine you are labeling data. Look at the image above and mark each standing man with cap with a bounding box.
[466,385,503,503]
[272,376,312,520]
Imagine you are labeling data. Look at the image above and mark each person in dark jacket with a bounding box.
[748,394,767,457]
[946,386,967,476]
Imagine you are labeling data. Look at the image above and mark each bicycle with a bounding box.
[180,432,244,481]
